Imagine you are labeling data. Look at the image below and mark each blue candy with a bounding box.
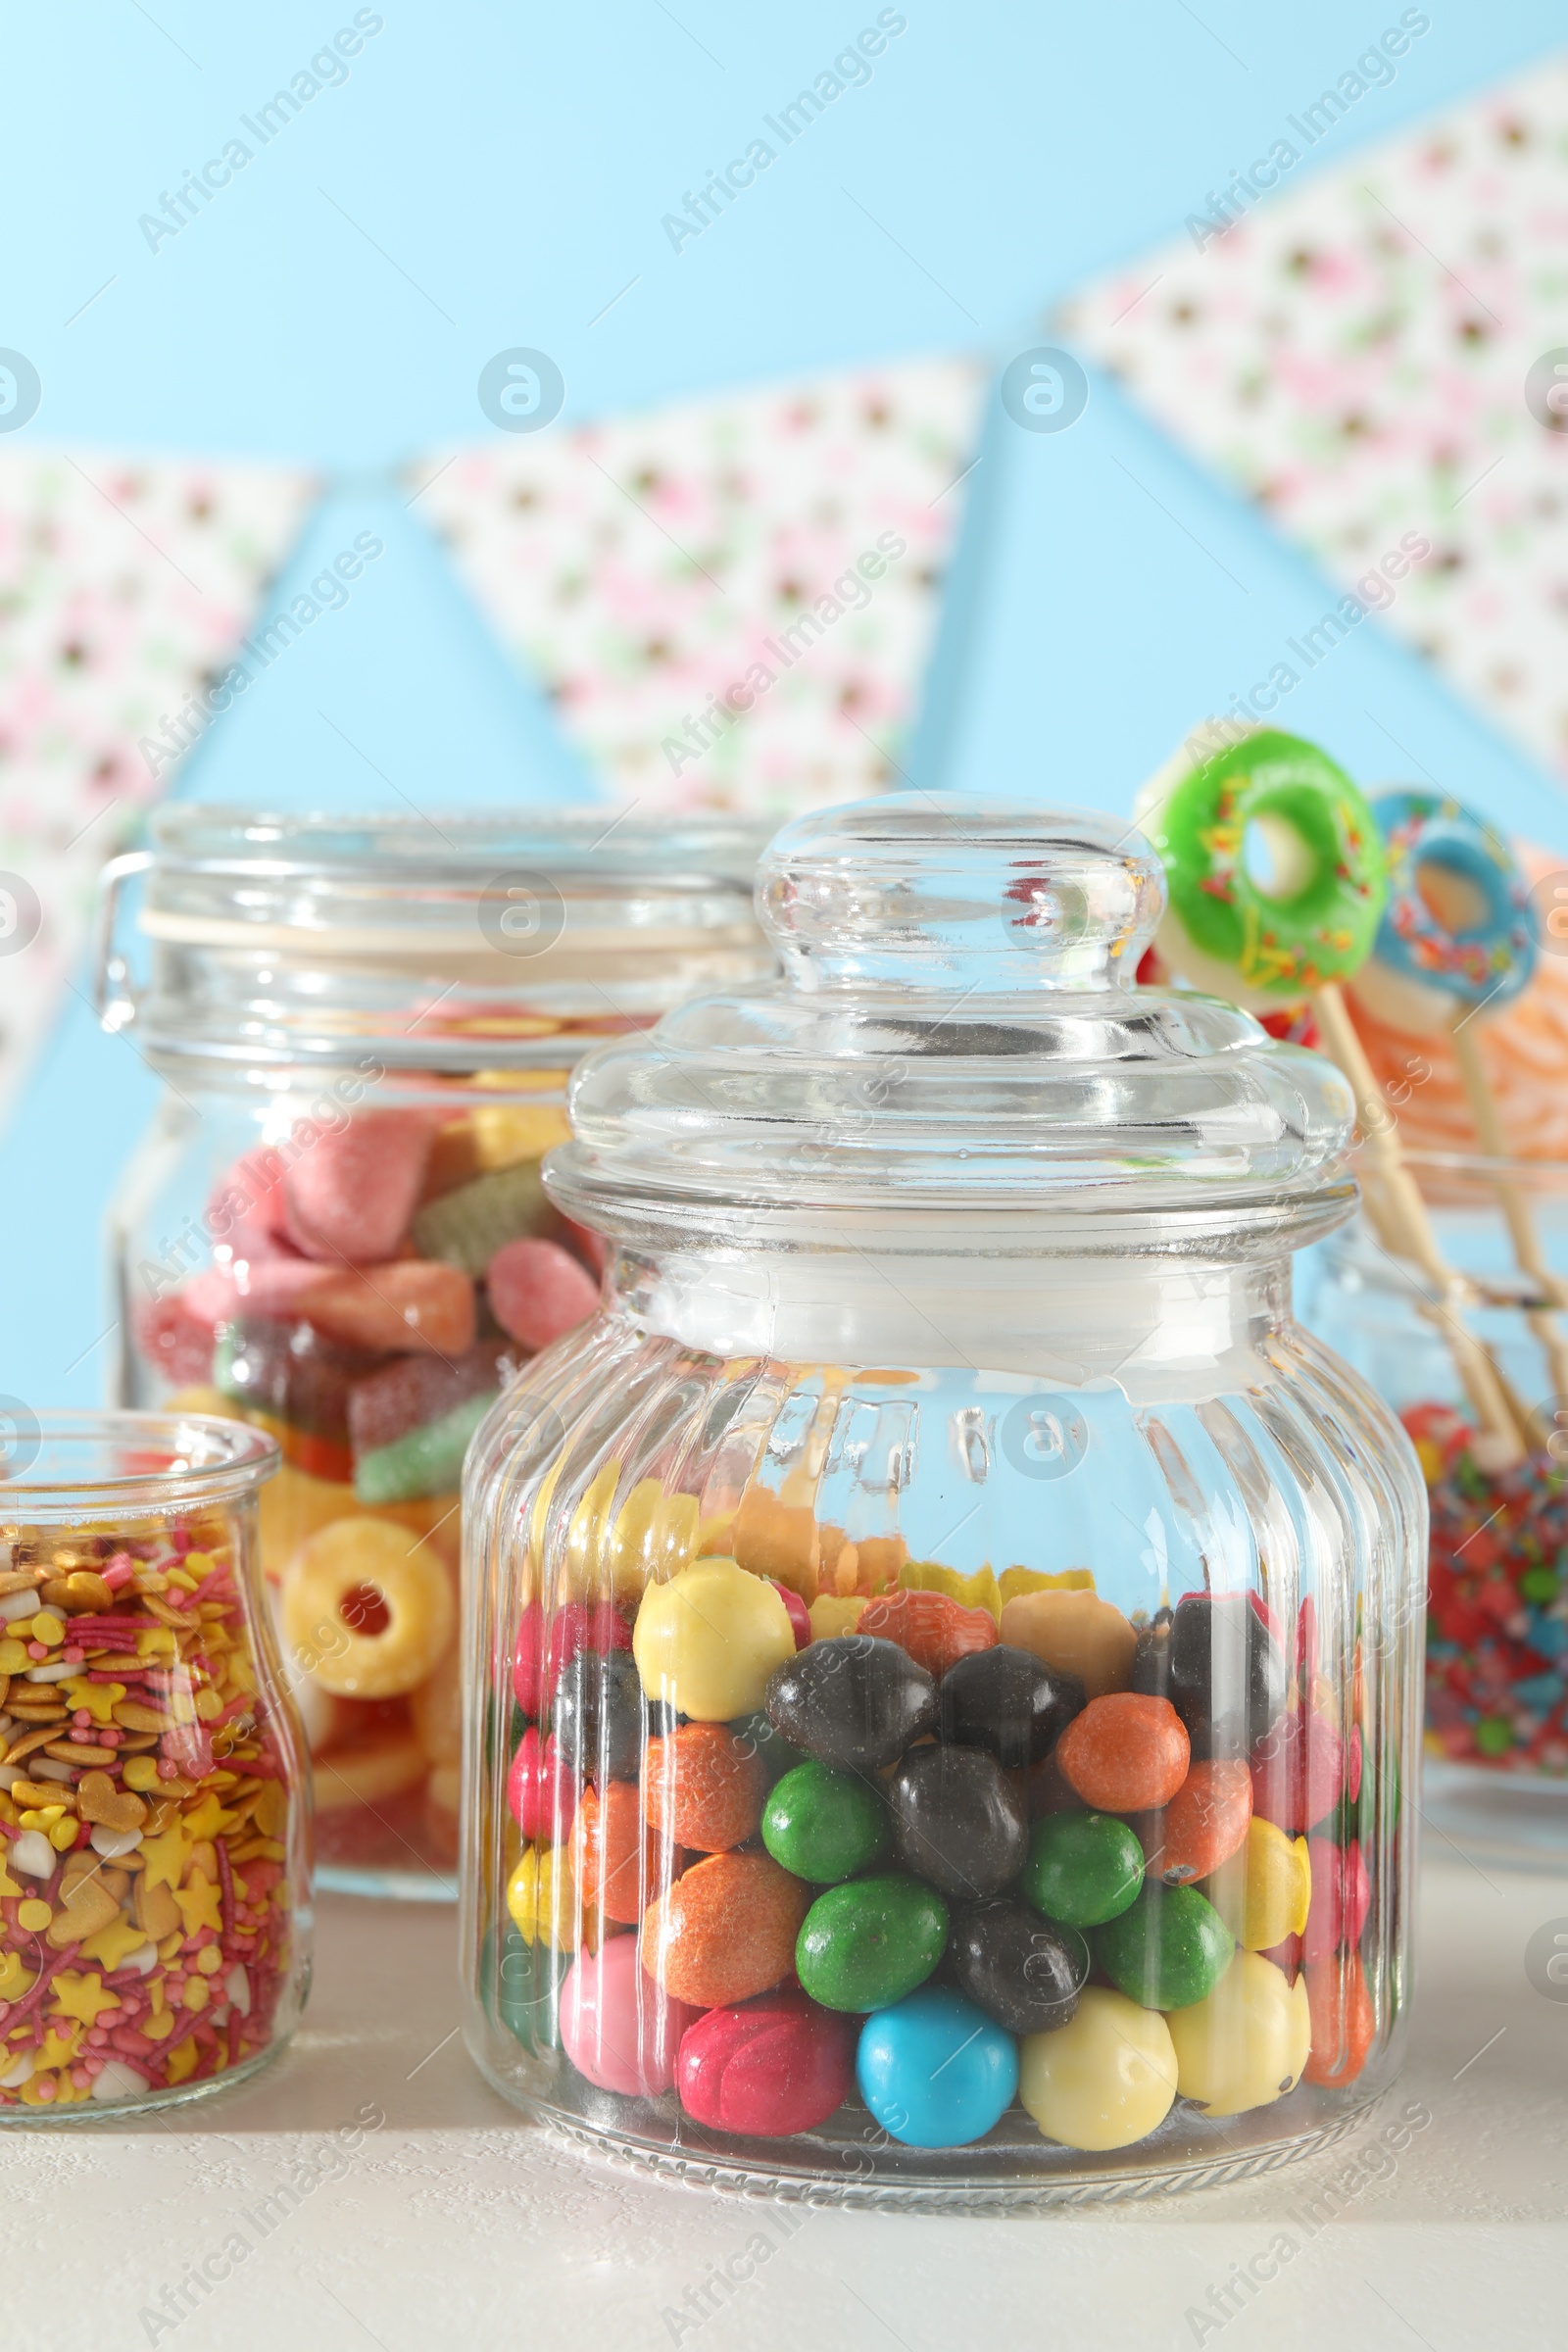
[856,1985,1018,2149]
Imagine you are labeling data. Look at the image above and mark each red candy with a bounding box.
[488,1237,601,1352]
[768,1581,811,1650]
[1302,1836,1370,1962]
[507,1727,577,1845]
[283,1107,434,1263]
[1250,1705,1346,1835]
[676,1989,856,2137]
[857,1589,997,1679]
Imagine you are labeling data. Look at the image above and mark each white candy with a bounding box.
[0,2051,35,2089]
[0,1589,39,1623]
[120,1942,159,1976]
[90,1823,143,1860]
[9,1830,55,1879]
[24,1660,77,1685]
[224,1962,252,2016]
[90,2059,145,2103]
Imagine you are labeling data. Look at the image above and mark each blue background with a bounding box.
[5,0,1566,1404]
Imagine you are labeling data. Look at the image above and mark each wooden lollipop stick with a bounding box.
[1448,1009,1568,1411]
[1308,981,1528,1461]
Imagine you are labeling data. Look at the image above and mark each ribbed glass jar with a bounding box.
[462,797,1427,2205]
[97,808,769,1898]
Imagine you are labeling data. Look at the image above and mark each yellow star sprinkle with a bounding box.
[63,1678,124,1726]
[174,1870,223,1938]
[139,1822,189,1893]
[49,1970,122,2027]
[78,1918,151,1972]
[0,1953,34,2000]
[37,2025,81,2069]
[181,1791,232,1843]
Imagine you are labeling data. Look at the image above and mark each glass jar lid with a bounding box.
[96,807,773,1074]
[548,796,1357,1249]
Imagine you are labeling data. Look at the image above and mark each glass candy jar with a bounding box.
[462,797,1427,2205]
[1306,1151,1568,1864]
[0,1411,308,2116]
[97,808,769,1897]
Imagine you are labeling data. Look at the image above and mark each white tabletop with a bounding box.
[5,1850,1561,2351]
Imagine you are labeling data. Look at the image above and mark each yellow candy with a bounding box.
[16,1900,52,1934]
[1019,1987,1178,2151]
[632,1557,796,1722]
[281,1516,453,1699]
[998,1587,1138,1700]
[505,1843,580,1951]
[122,1755,163,1792]
[30,1612,66,1648]
[1208,1818,1312,1951]
[899,1561,1003,1622]
[606,1479,700,1599]
[0,1638,27,1675]
[808,1594,867,1642]
[1166,1951,1312,2118]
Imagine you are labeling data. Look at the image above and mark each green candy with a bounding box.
[1145,727,1387,996]
[411,1159,552,1277]
[1094,1884,1233,2013]
[1024,1812,1144,1928]
[761,1759,892,1884]
[353,1390,498,1504]
[796,1874,949,2014]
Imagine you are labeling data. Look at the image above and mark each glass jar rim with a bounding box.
[0,1411,279,1522]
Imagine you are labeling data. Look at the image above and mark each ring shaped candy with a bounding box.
[1355,788,1539,1034]
[281,1514,454,1699]
[1137,725,1387,1006]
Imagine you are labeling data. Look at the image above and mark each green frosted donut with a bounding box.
[1142,729,1388,999]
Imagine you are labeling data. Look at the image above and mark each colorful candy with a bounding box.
[764,1636,937,1772]
[857,1987,1018,2148]
[1018,1987,1178,2151]
[676,1989,855,2136]
[1055,1692,1190,1813]
[488,1237,602,1352]
[279,1516,453,1700]
[633,1560,797,1723]
[1147,1758,1253,1885]
[948,1898,1088,2035]
[1023,1811,1144,1928]
[1133,1595,1287,1758]
[642,1724,766,1854]
[760,1758,891,1884]
[560,1934,697,2097]
[1094,1884,1234,2012]
[1165,1950,1311,2118]
[998,1588,1138,1700]
[640,1852,808,2008]
[857,1589,997,1679]
[795,1874,949,2014]
[936,1644,1085,1768]
[552,1649,650,1784]
[886,1743,1028,1900]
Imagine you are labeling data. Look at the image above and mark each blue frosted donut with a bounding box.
[1369,789,1538,1014]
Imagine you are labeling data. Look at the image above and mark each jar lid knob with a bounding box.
[757,795,1167,994]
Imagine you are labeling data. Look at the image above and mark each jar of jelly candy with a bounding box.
[0,1409,308,2116]
[462,797,1425,2204]
[95,809,769,1898]
[1306,1150,1568,1864]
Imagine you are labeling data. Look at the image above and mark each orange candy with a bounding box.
[857,1590,998,1680]
[571,1781,667,1926]
[1148,1760,1253,1886]
[1056,1693,1190,1815]
[640,1851,809,2008]
[1302,1950,1376,2086]
[643,1724,766,1854]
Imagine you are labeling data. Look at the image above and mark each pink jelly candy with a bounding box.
[487,1238,600,1353]
[132,1295,216,1387]
[283,1108,434,1264]
[1302,1836,1370,1962]
[1250,1707,1346,1836]
[507,1727,577,1846]
[560,1933,699,2097]
[675,1988,855,2137]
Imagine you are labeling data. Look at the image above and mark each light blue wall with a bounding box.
[4,0,1565,1403]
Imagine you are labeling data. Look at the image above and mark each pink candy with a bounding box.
[506,1727,576,1846]
[1303,1836,1370,1962]
[675,1989,855,2137]
[487,1238,600,1353]
[559,1935,698,2097]
[1250,1707,1346,1836]
[768,1582,811,1651]
[283,1108,434,1264]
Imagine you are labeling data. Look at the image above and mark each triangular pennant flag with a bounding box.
[0,448,317,1123]
[408,358,987,816]
[1059,52,1568,782]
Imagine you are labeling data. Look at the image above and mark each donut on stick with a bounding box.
[1136,724,1527,1464]
[1351,790,1568,1414]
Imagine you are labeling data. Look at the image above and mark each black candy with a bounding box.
[764,1636,937,1773]
[938,1643,1085,1768]
[950,1897,1089,2035]
[1133,1594,1286,1758]
[215,1315,385,1442]
[887,1742,1028,1900]
[551,1648,648,1782]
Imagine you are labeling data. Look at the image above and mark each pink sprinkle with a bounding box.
[101,1730,122,1747]
[25,1642,45,1660]
[104,1555,134,1588]
[63,1648,84,1666]
[157,1759,176,1780]
[71,2067,91,2089]
[34,2080,54,2102]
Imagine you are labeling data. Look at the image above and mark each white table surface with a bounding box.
[4,1850,1562,2352]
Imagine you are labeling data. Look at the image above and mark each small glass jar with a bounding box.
[0,1410,308,2117]
[462,797,1426,2205]
[1305,1151,1568,1864]
[97,809,769,1898]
